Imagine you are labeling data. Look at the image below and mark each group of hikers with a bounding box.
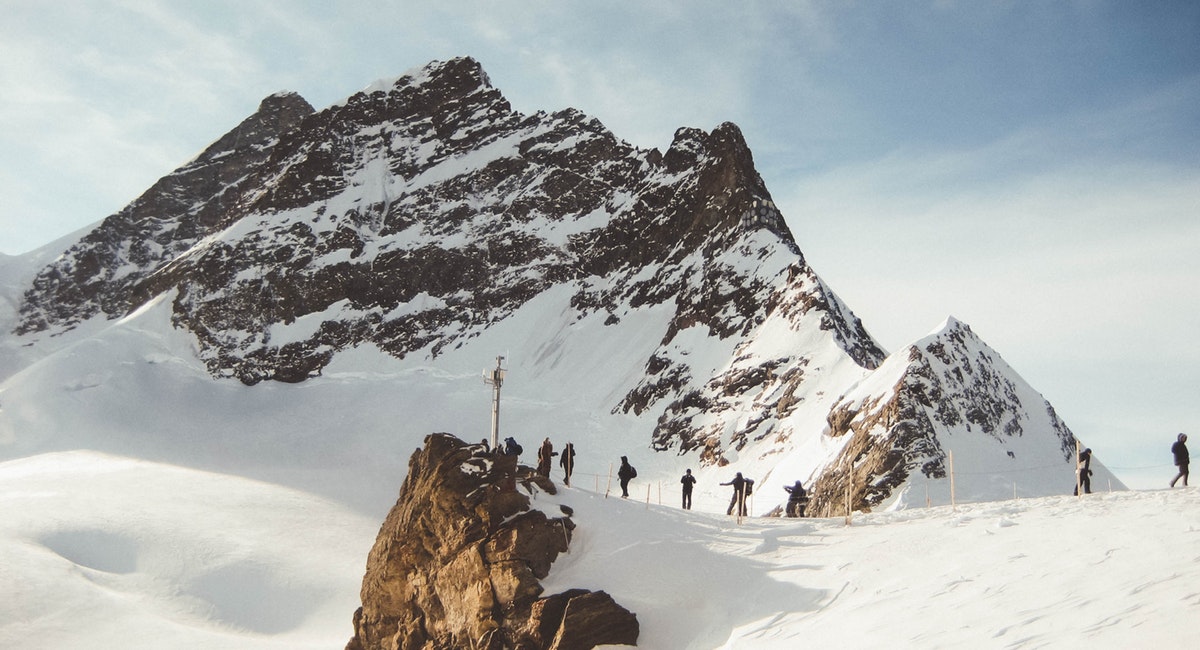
[488,436,579,486]
[486,431,1192,517]
[1075,432,1189,494]
[489,435,809,517]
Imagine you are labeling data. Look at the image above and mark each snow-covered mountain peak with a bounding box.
[924,314,967,338]
[0,57,1112,520]
[811,314,1122,514]
[357,56,494,100]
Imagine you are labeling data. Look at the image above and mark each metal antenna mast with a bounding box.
[483,356,506,450]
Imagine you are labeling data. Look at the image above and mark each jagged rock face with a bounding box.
[634,261,885,460]
[16,92,314,334]
[806,319,1078,516]
[12,56,883,462]
[346,433,638,650]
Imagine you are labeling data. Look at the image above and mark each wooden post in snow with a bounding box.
[605,463,612,498]
[949,450,957,511]
[844,478,853,526]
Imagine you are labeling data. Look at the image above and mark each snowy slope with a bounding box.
[2,449,1195,650]
[0,452,375,650]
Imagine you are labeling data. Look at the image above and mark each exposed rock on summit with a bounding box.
[346,433,638,650]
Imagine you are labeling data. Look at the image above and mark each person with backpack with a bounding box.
[721,472,752,516]
[559,442,576,486]
[680,469,697,510]
[1074,448,1093,495]
[784,480,808,517]
[1170,433,1189,487]
[503,437,523,457]
[537,437,556,477]
[617,456,637,498]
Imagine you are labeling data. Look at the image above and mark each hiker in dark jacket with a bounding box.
[503,437,522,457]
[784,480,808,517]
[560,442,576,486]
[1171,433,1189,487]
[721,472,751,516]
[617,456,637,498]
[680,469,697,510]
[537,437,556,477]
[1074,448,1093,495]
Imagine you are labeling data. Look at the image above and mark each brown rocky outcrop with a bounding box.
[346,433,638,650]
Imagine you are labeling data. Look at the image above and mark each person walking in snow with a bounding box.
[617,456,637,498]
[537,437,556,477]
[680,469,697,510]
[503,436,523,457]
[559,442,576,486]
[1170,433,1189,487]
[1074,448,1093,495]
[784,480,808,517]
[721,472,752,517]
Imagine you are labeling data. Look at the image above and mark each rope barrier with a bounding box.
[952,462,1068,476]
[1102,464,1172,470]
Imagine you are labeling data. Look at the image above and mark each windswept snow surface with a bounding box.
[0,451,376,650]
[2,452,1197,649]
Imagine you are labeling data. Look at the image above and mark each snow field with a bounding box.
[0,451,376,650]
[6,450,1195,649]
[542,484,1200,649]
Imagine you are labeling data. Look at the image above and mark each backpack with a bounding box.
[631,466,637,478]
[744,479,754,495]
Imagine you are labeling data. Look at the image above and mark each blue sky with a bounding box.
[2,1,1197,486]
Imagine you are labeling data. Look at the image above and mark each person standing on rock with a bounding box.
[721,472,751,517]
[537,437,556,477]
[560,442,576,486]
[617,456,637,498]
[680,469,697,510]
[1171,433,1189,487]
[1074,448,1093,495]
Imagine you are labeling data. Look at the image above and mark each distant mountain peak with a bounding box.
[811,313,1087,514]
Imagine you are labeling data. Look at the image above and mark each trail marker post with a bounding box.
[949,450,957,511]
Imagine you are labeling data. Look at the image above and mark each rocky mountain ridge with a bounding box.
[1,56,1122,517]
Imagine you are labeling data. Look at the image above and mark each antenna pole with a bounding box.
[483,356,506,450]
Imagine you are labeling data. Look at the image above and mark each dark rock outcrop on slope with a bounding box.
[346,433,638,650]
